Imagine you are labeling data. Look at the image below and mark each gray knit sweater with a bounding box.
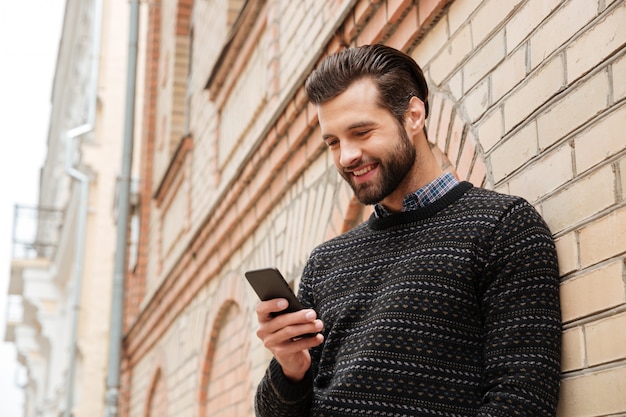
[255,182,561,417]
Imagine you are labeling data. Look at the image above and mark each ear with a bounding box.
[404,96,426,135]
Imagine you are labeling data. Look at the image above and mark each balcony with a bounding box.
[5,205,64,343]
[11,205,64,260]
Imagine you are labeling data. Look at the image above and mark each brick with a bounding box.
[505,0,560,52]
[490,120,538,182]
[543,164,616,232]
[353,0,378,29]
[463,78,490,122]
[446,112,464,166]
[537,70,610,151]
[620,156,626,200]
[574,104,626,174]
[579,206,626,268]
[603,0,624,10]
[356,1,388,45]
[560,260,626,323]
[342,9,357,43]
[586,311,626,366]
[456,131,476,179]
[287,145,308,185]
[477,108,503,153]
[468,157,486,186]
[387,6,419,51]
[275,113,288,137]
[418,0,448,27]
[436,98,454,151]
[387,0,413,25]
[447,0,481,35]
[269,136,290,169]
[566,1,626,83]
[287,108,310,148]
[305,128,325,161]
[529,0,596,70]
[508,143,572,204]
[325,34,344,57]
[503,55,565,132]
[410,15,447,66]
[613,52,626,101]
[447,70,463,100]
[492,45,526,103]
[426,93,444,143]
[430,24,472,85]
[470,0,519,47]
[306,101,319,128]
[561,326,585,372]
[554,232,578,276]
[327,0,350,29]
[558,365,626,417]
[432,144,448,171]
[463,30,505,92]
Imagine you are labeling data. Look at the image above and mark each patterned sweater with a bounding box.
[255,182,561,417]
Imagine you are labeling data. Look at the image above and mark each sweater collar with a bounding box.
[374,172,460,218]
[368,181,473,230]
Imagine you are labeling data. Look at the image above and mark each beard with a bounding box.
[341,124,416,205]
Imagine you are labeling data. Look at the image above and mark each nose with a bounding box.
[339,140,361,168]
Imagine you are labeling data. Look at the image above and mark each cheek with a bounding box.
[331,149,343,168]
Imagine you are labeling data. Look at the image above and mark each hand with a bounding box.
[256,299,324,382]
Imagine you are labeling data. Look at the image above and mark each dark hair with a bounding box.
[305,44,429,123]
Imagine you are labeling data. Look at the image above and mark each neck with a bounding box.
[379,138,442,213]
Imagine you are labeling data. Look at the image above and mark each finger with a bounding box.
[271,318,324,345]
[256,299,289,321]
[278,333,324,352]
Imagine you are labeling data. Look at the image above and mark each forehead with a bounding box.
[316,78,385,135]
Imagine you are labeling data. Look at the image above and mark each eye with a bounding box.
[355,129,371,137]
[324,137,339,148]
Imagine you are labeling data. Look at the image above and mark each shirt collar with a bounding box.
[374,172,460,218]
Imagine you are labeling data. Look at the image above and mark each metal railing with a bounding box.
[11,204,64,260]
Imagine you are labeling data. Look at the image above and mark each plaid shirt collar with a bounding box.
[374,172,459,218]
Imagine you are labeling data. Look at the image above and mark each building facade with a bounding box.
[121,0,626,416]
[4,0,132,416]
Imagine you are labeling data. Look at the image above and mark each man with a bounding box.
[254,44,561,417]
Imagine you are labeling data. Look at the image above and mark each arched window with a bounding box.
[145,369,168,417]
[198,301,253,417]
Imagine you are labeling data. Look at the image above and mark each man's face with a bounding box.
[317,78,417,208]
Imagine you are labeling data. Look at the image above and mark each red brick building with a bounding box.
[121,1,626,416]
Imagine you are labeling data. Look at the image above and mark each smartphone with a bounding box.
[244,267,305,315]
[245,267,317,339]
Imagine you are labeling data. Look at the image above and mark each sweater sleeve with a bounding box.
[254,358,313,417]
[254,266,317,417]
[477,199,562,417]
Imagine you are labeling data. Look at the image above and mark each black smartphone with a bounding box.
[244,267,305,315]
[245,267,317,339]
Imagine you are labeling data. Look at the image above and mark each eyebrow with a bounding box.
[322,121,378,141]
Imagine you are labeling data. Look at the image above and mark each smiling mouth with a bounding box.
[352,164,377,177]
